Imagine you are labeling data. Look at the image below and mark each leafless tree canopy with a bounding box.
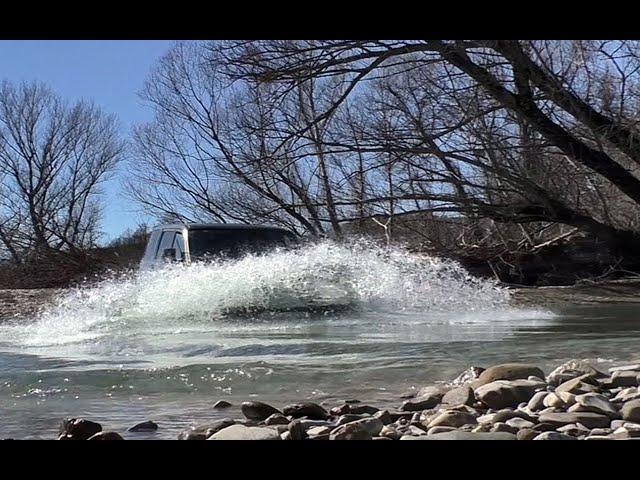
[129,40,640,263]
[0,81,124,263]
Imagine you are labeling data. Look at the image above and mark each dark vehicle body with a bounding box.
[140,223,297,269]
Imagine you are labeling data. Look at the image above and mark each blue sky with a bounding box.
[0,40,177,243]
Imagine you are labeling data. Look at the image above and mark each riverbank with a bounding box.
[0,288,61,321]
[50,359,640,440]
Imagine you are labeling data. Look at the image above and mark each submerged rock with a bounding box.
[282,402,329,420]
[88,431,124,440]
[58,418,102,441]
[128,420,158,432]
[213,400,233,409]
[241,401,282,421]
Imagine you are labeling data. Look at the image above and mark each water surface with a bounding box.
[0,242,638,439]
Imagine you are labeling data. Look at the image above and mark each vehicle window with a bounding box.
[188,229,294,260]
[173,232,185,261]
[143,231,162,261]
[156,231,177,259]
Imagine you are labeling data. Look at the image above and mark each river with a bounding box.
[0,241,638,439]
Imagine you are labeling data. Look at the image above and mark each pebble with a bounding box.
[516,428,538,440]
[533,432,577,440]
[288,419,306,440]
[611,371,640,388]
[264,414,290,426]
[527,391,548,411]
[307,426,332,437]
[330,422,373,440]
[426,410,477,429]
[209,424,281,440]
[538,412,611,429]
[621,399,640,422]
[505,417,535,429]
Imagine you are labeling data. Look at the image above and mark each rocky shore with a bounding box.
[51,360,640,440]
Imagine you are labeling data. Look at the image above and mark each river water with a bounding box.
[0,241,638,439]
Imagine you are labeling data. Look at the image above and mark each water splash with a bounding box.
[4,240,514,350]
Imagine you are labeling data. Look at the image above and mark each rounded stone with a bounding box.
[473,363,545,388]
[241,401,282,421]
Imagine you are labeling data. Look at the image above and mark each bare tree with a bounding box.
[0,81,124,263]
[211,41,640,247]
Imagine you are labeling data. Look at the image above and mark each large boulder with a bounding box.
[208,424,281,440]
[475,379,543,409]
[472,363,545,388]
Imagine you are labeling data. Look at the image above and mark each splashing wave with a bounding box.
[5,240,513,349]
